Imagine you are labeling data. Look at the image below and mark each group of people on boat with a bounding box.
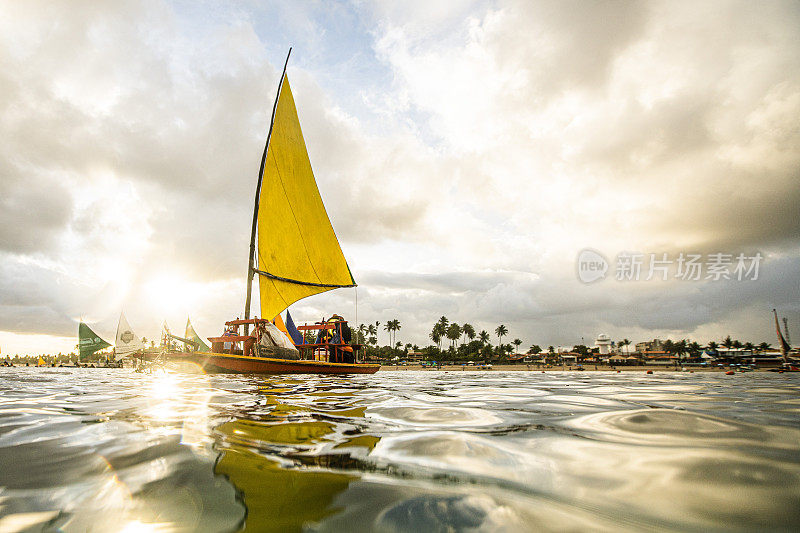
[214,313,358,365]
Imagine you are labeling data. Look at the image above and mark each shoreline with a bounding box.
[378,364,771,372]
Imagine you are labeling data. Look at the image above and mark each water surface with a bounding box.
[1,368,799,532]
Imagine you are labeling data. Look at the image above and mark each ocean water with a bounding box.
[0,368,798,532]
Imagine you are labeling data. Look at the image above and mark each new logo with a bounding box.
[577,249,608,283]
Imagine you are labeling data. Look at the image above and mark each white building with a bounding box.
[595,334,612,355]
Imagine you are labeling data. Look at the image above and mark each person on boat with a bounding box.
[326,315,354,363]
[314,318,328,345]
[222,323,238,352]
[328,315,352,344]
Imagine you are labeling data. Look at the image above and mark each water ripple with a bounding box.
[0,368,799,532]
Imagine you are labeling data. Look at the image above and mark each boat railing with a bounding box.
[207,318,365,363]
[296,321,364,363]
[208,335,253,355]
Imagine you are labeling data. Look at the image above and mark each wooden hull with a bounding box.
[168,351,380,375]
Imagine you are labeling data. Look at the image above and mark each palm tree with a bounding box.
[722,335,733,351]
[621,338,631,355]
[707,340,718,353]
[744,342,754,353]
[675,339,687,359]
[358,324,366,344]
[495,325,508,348]
[462,323,475,347]
[367,324,377,345]
[478,330,490,345]
[758,342,771,353]
[446,323,462,351]
[384,321,393,348]
[548,345,554,354]
[431,321,446,351]
[375,321,381,346]
[688,341,701,358]
[384,321,392,347]
[430,330,442,350]
[513,339,522,354]
[392,319,402,347]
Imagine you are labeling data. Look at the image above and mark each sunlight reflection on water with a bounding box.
[0,368,799,532]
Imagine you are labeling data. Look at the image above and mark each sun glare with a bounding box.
[143,273,201,318]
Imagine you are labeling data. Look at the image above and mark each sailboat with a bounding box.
[185,318,210,352]
[183,50,378,375]
[114,312,145,363]
[78,321,111,363]
[158,318,207,354]
[773,309,799,372]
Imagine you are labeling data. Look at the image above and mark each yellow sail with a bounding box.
[256,76,354,320]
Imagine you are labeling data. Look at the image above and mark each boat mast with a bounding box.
[774,308,790,363]
[244,47,292,334]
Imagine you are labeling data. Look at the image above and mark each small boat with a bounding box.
[179,49,377,375]
[769,309,799,372]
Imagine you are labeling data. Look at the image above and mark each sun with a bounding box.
[142,273,201,318]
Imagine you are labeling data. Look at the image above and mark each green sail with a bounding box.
[78,322,111,360]
[185,318,210,352]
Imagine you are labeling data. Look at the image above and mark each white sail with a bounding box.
[115,312,144,359]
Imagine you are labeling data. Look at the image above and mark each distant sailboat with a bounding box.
[185,318,210,352]
[114,312,144,359]
[158,319,207,354]
[78,322,110,361]
[774,309,792,361]
[183,49,377,374]
[772,309,799,372]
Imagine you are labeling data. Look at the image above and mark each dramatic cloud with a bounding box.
[0,0,798,354]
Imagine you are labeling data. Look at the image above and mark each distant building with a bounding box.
[595,334,612,355]
[560,353,578,364]
[406,351,425,362]
[641,350,677,365]
[635,338,665,353]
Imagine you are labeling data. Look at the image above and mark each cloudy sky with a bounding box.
[1,0,798,355]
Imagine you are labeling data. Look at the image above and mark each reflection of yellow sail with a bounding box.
[256,76,354,321]
[215,420,355,532]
